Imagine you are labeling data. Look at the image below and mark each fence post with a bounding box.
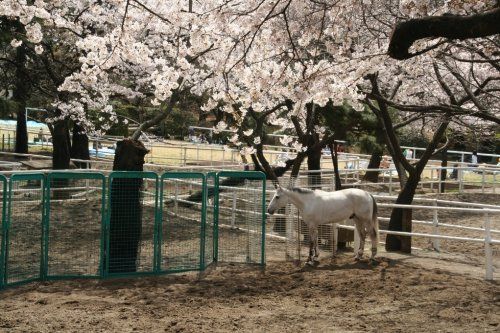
[481,169,485,194]
[484,211,493,280]
[174,182,179,215]
[231,192,236,229]
[438,168,442,194]
[430,169,434,192]
[7,134,10,151]
[389,171,393,195]
[432,199,440,251]
[356,159,360,181]
[188,170,193,193]
[459,167,464,193]
[493,172,497,194]
[2,134,4,151]
[332,223,338,257]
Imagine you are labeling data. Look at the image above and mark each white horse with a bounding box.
[267,185,379,265]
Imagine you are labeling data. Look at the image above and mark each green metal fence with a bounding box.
[46,172,106,280]
[5,173,45,287]
[215,171,267,265]
[0,170,266,289]
[0,174,7,289]
[159,172,206,273]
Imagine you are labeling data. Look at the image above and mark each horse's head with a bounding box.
[267,184,288,215]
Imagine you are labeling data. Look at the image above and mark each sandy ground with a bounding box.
[0,253,499,333]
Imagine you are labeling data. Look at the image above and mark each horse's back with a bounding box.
[330,188,373,219]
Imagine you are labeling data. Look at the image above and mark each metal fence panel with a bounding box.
[215,171,266,265]
[159,172,206,272]
[46,172,106,279]
[0,175,7,289]
[106,172,159,277]
[4,173,45,286]
[204,172,216,269]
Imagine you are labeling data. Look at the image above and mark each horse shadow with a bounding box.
[297,256,396,273]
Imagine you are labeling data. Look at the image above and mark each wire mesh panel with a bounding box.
[204,172,216,269]
[267,177,339,263]
[159,172,205,272]
[4,173,45,286]
[215,171,266,265]
[106,172,158,276]
[46,173,105,279]
[0,175,7,289]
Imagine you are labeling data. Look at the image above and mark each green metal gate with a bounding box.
[0,174,7,289]
[4,173,45,287]
[46,172,106,279]
[159,172,206,273]
[215,171,266,265]
[106,171,159,277]
[0,170,266,289]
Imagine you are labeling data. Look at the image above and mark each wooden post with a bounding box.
[484,212,493,280]
[481,169,485,194]
[231,192,236,228]
[389,171,393,195]
[430,169,434,191]
[432,200,440,251]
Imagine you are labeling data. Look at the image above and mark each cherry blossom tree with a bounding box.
[2,0,498,255]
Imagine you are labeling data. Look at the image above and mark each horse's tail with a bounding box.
[369,194,379,241]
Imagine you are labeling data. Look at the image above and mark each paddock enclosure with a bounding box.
[0,171,267,289]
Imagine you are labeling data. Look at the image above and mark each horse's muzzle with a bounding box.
[267,208,274,215]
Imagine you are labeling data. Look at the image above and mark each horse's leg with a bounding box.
[369,223,378,260]
[354,219,366,260]
[310,227,319,262]
[307,225,314,264]
[307,226,318,265]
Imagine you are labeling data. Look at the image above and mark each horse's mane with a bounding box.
[291,187,314,194]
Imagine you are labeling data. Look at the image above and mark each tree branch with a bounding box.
[388,7,500,60]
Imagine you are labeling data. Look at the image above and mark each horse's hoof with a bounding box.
[354,256,361,261]
[306,260,315,267]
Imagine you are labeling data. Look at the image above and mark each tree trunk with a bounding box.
[328,143,342,191]
[363,146,383,182]
[51,119,71,199]
[108,139,149,273]
[13,42,29,154]
[15,107,28,154]
[328,142,348,248]
[385,172,420,252]
[52,120,71,170]
[70,123,90,168]
[307,145,322,189]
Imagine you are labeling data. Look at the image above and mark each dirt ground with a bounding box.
[0,253,498,333]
